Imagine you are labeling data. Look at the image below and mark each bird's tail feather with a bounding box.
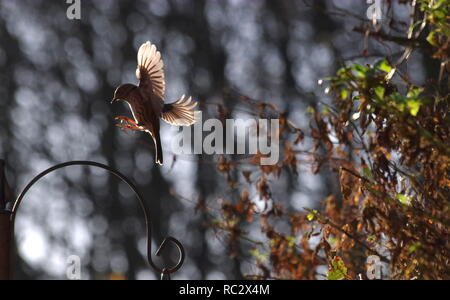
[147,130,163,165]
[154,134,163,165]
[161,95,199,126]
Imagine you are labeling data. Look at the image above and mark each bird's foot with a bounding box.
[116,123,143,131]
[115,116,142,131]
[115,116,137,125]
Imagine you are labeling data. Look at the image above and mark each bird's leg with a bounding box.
[116,123,142,131]
[115,116,142,131]
[115,116,137,125]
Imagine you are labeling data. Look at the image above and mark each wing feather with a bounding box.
[161,95,200,126]
[136,41,165,101]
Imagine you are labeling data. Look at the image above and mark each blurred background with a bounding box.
[0,0,419,279]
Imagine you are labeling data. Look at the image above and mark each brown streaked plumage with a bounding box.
[112,41,199,165]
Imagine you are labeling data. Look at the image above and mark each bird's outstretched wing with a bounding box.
[136,41,199,126]
[161,95,199,126]
[136,41,165,101]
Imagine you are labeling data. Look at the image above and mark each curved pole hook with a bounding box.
[10,160,185,278]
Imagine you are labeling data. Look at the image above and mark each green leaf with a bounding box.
[306,106,315,115]
[427,31,439,47]
[286,236,296,248]
[397,194,412,205]
[340,88,350,100]
[367,235,377,243]
[307,209,319,221]
[407,99,421,116]
[321,105,331,115]
[327,237,338,246]
[363,167,374,181]
[375,60,393,73]
[432,0,446,9]
[249,249,268,263]
[327,257,348,280]
[352,64,368,78]
[407,87,424,99]
[434,9,445,19]
[374,86,385,100]
[408,243,421,254]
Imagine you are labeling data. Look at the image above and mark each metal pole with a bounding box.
[10,160,185,279]
[0,211,11,280]
[0,160,12,280]
[0,160,185,279]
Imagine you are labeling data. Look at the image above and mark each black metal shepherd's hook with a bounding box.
[9,160,185,279]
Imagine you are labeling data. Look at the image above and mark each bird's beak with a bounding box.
[111,97,118,104]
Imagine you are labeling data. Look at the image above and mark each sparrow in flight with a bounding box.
[111,41,199,165]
